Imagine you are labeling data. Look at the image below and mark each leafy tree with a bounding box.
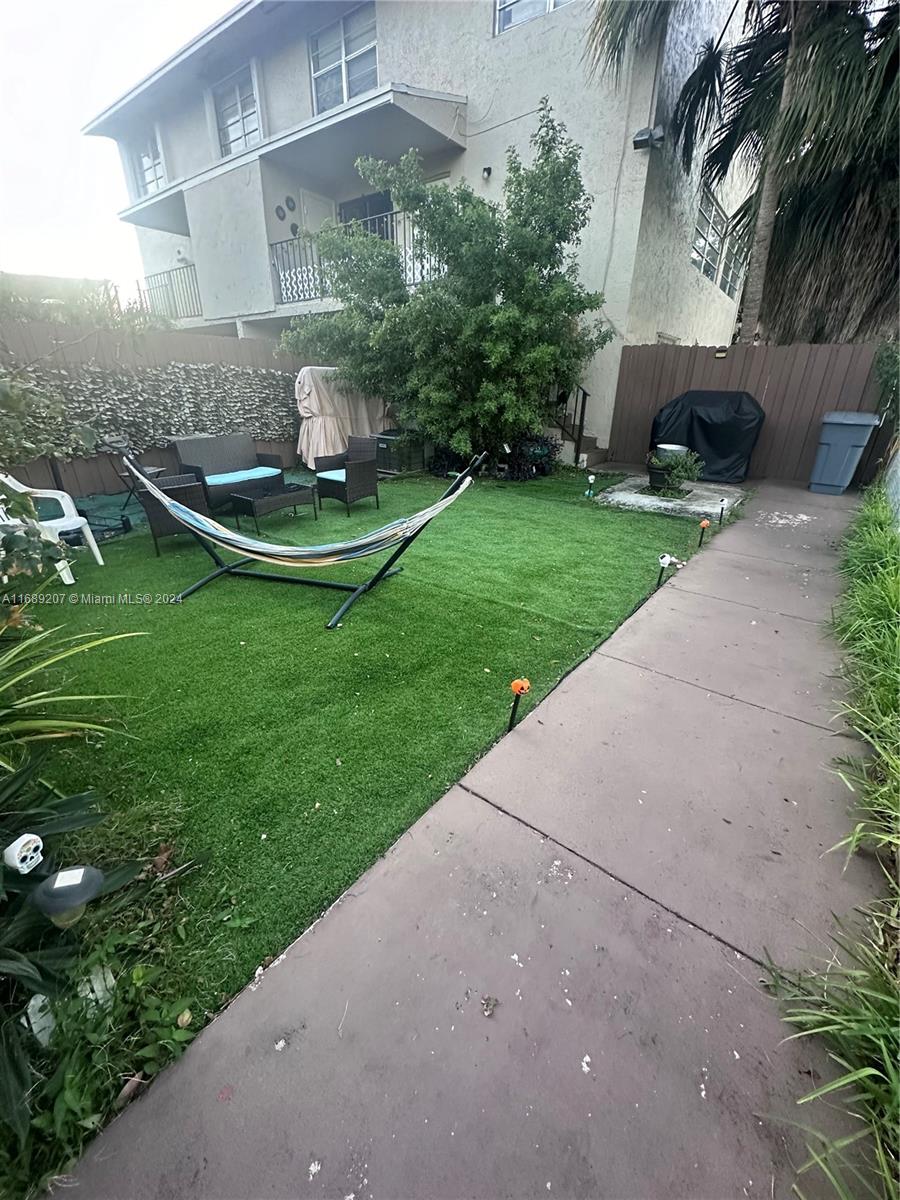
[283,100,610,457]
[588,0,899,344]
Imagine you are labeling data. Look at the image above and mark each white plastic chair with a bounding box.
[0,472,104,568]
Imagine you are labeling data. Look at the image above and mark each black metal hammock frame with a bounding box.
[125,453,486,628]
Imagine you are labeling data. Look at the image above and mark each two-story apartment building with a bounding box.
[84,0,749,449]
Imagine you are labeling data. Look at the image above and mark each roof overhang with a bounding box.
[118,84,467,234]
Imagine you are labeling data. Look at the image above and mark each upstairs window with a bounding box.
[496,0,574,34]
[213,67,260,157]
[132,132,165,197]
[691,186,727,282]
[691,185,750,298]
[311,3,377,115]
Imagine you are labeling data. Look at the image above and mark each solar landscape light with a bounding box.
[30,865,105,928]
[584,473,596,498]
[698,518,710,548]
[508,678,531,732]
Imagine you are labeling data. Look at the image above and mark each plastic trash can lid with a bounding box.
[822,411,881,426]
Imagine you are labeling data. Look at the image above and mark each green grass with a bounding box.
[769,482,899,1200]
[50,471,699,1012]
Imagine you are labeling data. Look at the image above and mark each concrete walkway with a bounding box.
[73,483,878,1200]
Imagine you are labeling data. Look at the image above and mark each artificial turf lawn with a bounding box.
[52,472,699,1012]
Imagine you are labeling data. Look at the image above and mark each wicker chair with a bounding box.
[315,436,379,516]
[173,434,284,509]
[136,474,209,556]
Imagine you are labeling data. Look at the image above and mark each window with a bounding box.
[310,3,377,114]
[691,186,726,281]
[719,228,750,299]
[132,132,165,197]
[690,185,749,298]
[213,67,260,157]
[496,0,574,34]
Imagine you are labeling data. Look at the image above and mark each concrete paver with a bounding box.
[74,788,849,1200]
[72,483,874,1199]
[601,586,842,727]
[668,548,843,624]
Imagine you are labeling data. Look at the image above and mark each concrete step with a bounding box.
[577,447,608,469]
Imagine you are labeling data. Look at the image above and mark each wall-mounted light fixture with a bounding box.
[632,125,665,151]
[482,166,492,181]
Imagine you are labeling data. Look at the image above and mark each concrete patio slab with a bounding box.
[73,787,849,1200]
[669,548,843,624]
[462,652,876,964]
[603,586,843,727]
[597,475,746,519]
[712,485,856,570]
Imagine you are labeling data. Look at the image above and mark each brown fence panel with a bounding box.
[608,342,885,482]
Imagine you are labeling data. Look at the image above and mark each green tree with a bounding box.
[587,0,899,344]
[283,100,610,457]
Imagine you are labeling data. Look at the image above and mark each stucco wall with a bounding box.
[134,227,193,277]
[625,0,751,353]
[184,162,274,320]
[376,0,659,443]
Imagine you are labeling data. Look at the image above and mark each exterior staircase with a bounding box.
[554,384,608,469]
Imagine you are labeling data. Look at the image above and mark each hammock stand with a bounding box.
[125,453,486,629]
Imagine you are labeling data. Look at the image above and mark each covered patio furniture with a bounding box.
[0,471,104,567]
[315,436,379,515]
[135,473,209,556]
[173,434,284,509]
[295,366,390,466]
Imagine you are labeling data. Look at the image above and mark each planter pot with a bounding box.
[648,464,670,489]
[655,443,689,462]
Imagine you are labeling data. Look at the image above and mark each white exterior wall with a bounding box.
[108,0,749,445]
[184,162,275,319]
[375,0,658,442]
[625,0,750,352]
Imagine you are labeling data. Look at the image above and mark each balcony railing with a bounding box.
[271,211,441,305]
[138,264,202,320]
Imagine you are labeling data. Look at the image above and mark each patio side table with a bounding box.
[230,484,318,535]
[118,465,167,510]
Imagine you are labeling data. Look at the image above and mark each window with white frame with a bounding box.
[690,185,749,298]
[131,132,165,197]
[213,67,260,157]
[719,227,750,299]
[310,3,377,115]
[496,0,574,34]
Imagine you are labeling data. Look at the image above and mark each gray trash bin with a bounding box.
[809,411,880,495]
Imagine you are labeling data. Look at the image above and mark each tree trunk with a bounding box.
[738,2,803,345]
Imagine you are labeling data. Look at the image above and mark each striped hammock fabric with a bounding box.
[125,458,473,568]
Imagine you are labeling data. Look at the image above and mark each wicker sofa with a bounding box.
[315,436,379,515]
[173,434,284,509]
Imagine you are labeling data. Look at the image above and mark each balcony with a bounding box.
[270,211,441,306]
[138,264,202,319]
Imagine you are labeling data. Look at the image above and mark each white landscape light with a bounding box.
[4,833,43,874]
[30,865,105,928]
[584,473,597,498]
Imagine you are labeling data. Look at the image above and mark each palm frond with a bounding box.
[586,0,676,79]
[671,38,726,171]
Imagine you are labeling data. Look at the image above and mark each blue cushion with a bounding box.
[316,469,346,483]
[205,466,281,487]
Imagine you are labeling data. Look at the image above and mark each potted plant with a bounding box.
[647,450,705,495]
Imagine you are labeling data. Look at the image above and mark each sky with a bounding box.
[0,0,228,300]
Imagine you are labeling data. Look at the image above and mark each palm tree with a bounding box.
[587,0,899,344]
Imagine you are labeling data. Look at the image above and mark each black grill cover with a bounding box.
[650,390,764,484]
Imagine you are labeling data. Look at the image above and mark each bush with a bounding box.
[284,100,611,458]
[770,481,900,1199]
[506,435,562,481]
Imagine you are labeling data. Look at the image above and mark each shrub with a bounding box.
[284,100,611,458]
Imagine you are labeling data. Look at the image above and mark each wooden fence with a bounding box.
[608,342,889,483]
[1,320,307,495]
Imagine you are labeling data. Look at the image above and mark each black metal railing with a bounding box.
[271,211,441,305]
[138,264,202,319]
[555,385,589,465]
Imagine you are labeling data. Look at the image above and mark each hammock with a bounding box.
[124,453,485,628]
